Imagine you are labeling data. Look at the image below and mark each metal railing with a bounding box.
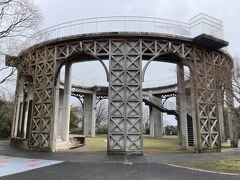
[142,92,178,111]
[190,13,224,39]
[22,14,223,50]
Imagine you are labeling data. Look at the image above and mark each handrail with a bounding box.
[20,15,223,51]
[142,92,178,111]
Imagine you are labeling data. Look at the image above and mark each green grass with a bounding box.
[82,135,181,153]
[221,141,239,152]
[176,158,240,174]
[84,135,107,151]
[143,136,180,149]
[221,147,237,152]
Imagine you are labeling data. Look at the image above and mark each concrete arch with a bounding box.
[142,52,191,82]
[54,51,109,86]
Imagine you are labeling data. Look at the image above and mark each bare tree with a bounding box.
[217,57,240,141]
[70,98,108,128]
[0,0,42,85]
[95,100,108,126]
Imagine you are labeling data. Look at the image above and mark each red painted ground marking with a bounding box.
[26,164,40,167]
[0,160,8,163]
[28,159,39,162]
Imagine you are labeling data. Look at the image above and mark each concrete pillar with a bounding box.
[149,107,163,138]
[149,107,154,137]
[57,89,64,136]
[176,94,181,141]
[218,101,226,143]
[62,64,72,141]
[177,63,188,150]
[83,92,96,137]
[14,76,24,138]
[51,71,60,151]
[23,83,33,138]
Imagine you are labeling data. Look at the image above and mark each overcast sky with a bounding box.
[35,0,240,56]
[33,0,240,124]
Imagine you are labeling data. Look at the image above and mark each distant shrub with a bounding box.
[0,99,14,138]
[96,125,108,134]
[70,128,82,134]
[165,125,178,135]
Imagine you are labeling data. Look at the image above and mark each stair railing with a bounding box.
[142,92,178,111]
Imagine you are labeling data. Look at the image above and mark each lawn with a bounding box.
[84,135,107,151]
[143,135,180,149]
[78,135,181,153]
[175,158,240,174]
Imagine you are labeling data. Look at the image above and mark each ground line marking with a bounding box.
[166,163,240,176]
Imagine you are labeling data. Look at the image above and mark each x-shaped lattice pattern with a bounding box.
[30,48,56,149]
[14,36,232,153]
[109,40,142,152]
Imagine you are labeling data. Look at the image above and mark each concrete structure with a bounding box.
[62,64,72,142]
[149,107,163,138]
[83,93,96,137]
[177,64,188,150]
[6,14,238,154]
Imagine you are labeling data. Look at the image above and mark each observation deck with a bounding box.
[22,13,226,50]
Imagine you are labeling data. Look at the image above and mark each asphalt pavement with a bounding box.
[1,161,240,180]
[0,140,240,180]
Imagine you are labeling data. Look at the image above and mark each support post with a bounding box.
[218,102,226,142]
[149,107,154,137]
[217,89,226,142]
[51,71,60,151]
[62,63,72,142]
[177,63,188,150]
[23,83,33,138]
[57,89,64,136]
[14,76,24,138]
[176,94,182,142]
[149,107,163,138]
[83,93,96,137]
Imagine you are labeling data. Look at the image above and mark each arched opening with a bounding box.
[55,52,109,152]
[142,53,193,154]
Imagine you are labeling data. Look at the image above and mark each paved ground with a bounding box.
[1,141,240,164]
[0,155,61,177]
[0,140,240,180]
[1,162,240,180]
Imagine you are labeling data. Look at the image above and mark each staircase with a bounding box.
[143,93,194,146]
[187,116,194,146]
[142,93,179,117]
